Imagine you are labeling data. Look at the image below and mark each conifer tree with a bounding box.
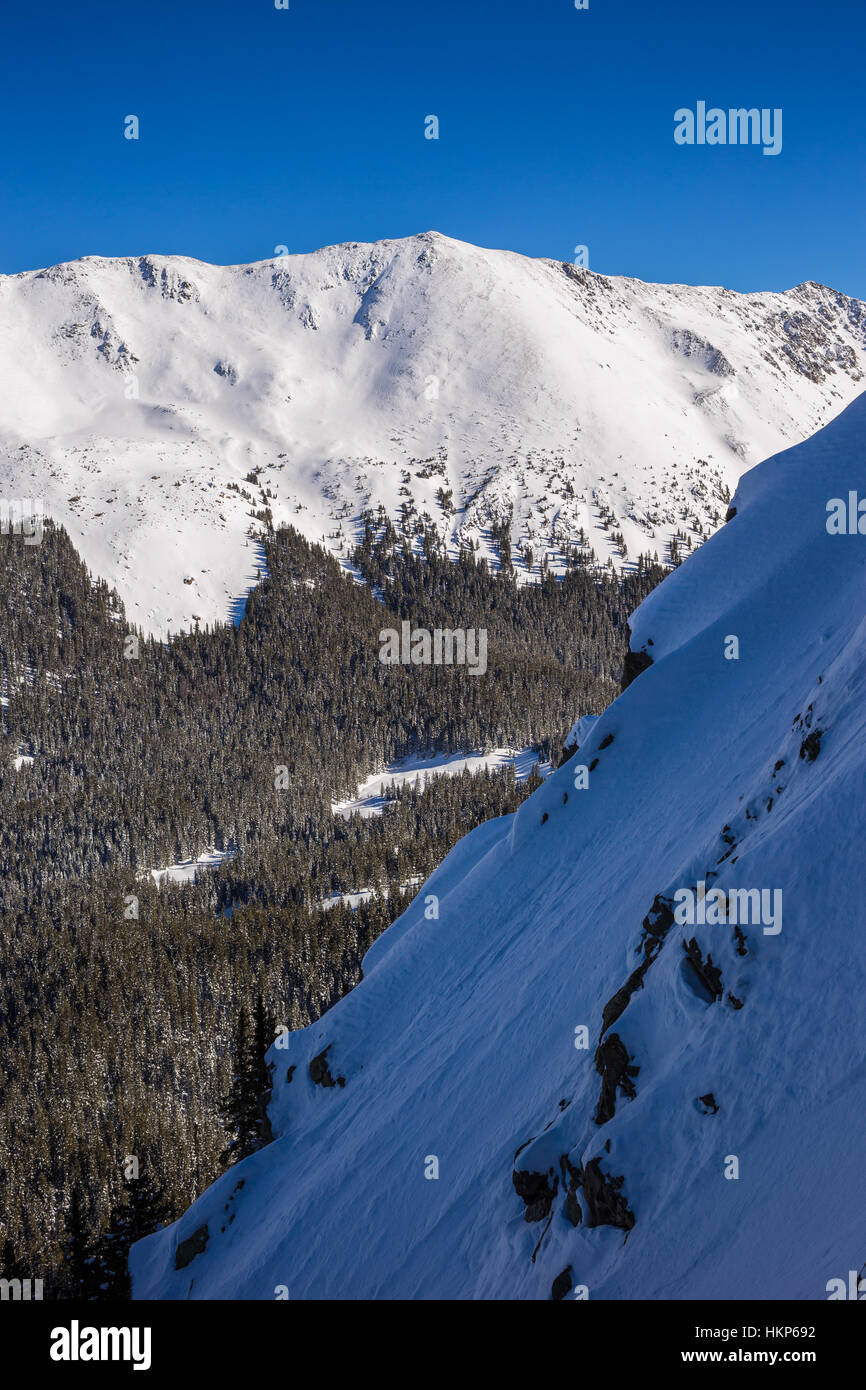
[92,1164,171,1299]
[61,1188,98,1298]
[219,1005,256,1168]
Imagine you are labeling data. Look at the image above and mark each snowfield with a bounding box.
[143,849,234,888]
[131,391,866,1301]
[2,232,864,637]
[331,747,549,819]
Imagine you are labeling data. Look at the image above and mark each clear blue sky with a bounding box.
[2,0,864,296]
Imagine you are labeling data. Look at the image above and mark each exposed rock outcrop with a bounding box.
[512,1168,559,1223]
[309,1044,345,1088]
[175,1223,209,1270]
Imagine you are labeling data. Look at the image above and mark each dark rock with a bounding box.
[598,893,675,1038]
[581,1159,635,1230]
[641,893,676,947]
[699,1093,719,1114]
[559,1152,580,1189]
[682,937,723,1001]
[594,1032,638,1125]
[255,1089,274,1145]
[513,1168,558,1222]
[799,729,823,762]
[621,625,654,692]
[601,957,652,1034]
[513,1135,537,1163]
[599,733,615,750]
[175,1223,209,1270]
[309,1044,345,1088]
[725,506,737,523]
[558,1153,583,1226]
[565,1190,582,1227]
[551,1266,573,1300]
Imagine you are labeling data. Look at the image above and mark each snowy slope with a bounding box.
[2,233,865,636]
[131,392,866,1301]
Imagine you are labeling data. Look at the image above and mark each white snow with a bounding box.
[2,235,863,637]
[331,747,549,818]
[563,714,599,750]
[131,391,866,1301]
[145,849,233,888]
[318,876,425,913]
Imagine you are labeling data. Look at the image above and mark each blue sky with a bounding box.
[2,0,864,295]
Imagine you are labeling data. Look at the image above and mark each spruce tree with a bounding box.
[91,1164,171,1299]
[219,1006,257,1167]
[61,1188,98,1298]
[250,993,275,1150]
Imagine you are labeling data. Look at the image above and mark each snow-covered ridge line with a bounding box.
[131,392,866,1300]
[2,231,863,638]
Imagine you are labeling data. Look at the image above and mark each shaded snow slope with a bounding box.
[131,393,866,1301]
[3,234,865,636]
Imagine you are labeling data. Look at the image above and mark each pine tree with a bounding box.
[250,994,275,1151]
[219,1005,256,1167]
[61,1187,99,1298]
[0,1235,27,1283]
[219,999,276,1168]
[91,1164,171,1300]
[90,1203,131,1300]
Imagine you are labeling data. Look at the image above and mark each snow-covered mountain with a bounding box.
[3,233,865,636]
[131,391,866,1301]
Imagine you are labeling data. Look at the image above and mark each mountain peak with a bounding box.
[0,238,863,638]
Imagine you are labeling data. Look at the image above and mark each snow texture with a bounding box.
[131,391,866,1301]
[2,234,864,637]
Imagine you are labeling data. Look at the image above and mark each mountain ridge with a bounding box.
[2,232,864,637]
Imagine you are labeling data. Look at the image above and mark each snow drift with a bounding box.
[131,391,866,1300]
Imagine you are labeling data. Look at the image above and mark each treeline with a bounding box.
[0,517,668,1295]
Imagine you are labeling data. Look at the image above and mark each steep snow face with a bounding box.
[131,393,866,1301]
[2,234,865,636]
